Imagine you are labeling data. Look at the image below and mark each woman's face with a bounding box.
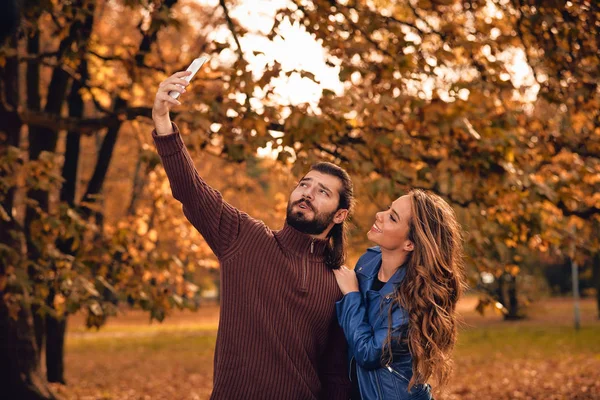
[367,195,414,253]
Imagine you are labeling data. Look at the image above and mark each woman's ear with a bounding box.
[404,240,414,252]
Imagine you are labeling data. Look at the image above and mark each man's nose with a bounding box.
[302,187,314,200]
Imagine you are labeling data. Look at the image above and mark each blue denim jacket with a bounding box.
[336,247,432,400]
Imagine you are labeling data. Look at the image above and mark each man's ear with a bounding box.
[404,240,414,252]
[333,209,349,224]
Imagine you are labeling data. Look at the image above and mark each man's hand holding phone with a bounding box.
[152,56,208,135]
[152,71,190,134]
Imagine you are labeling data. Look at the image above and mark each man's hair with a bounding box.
[309,162,354,270]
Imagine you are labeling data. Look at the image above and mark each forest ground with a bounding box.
[50,296,600,400]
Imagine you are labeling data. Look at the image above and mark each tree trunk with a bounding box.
[45,311,67,384]
[506,274,520,319]
[0,285,58,400]
[0,34,21,216]
[593,252,600,320]
[32,306,45,363]
[44,47,91,388]
[25,7,91,383]
[0,32,56,400]
[127,156,147,216]
[499,272,524,320]
[80,97,126,217]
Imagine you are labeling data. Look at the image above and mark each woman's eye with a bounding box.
[390,215,396,222]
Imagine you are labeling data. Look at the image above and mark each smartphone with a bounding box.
[169,56,209,99]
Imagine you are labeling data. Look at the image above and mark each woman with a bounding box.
[334,189,466,400]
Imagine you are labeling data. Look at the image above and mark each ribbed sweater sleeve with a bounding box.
[152,124,241,259]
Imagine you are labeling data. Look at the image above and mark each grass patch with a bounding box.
[67,330,217,353]
[456,325,600,359]
[68,322,218,335]
[61,299,600,399]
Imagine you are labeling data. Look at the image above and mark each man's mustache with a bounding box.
[292,199,314,212]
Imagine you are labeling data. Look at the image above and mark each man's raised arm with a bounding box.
[151,71,241,259]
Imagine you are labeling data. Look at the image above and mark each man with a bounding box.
[152,71,353,399]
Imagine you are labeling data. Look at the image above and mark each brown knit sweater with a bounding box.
[153,125,351,400]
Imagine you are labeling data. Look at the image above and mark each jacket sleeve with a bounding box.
[152,124,241,259]
[319,319,352,400]
[336,291,407,370]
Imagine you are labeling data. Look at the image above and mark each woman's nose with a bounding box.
[375,211,383,221]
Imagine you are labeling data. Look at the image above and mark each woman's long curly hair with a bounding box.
[382,189,467,392]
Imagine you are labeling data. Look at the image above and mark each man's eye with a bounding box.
[320,190,329,196]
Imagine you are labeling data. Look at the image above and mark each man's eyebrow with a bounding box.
[317,182,332,194]
[298,178,333,194]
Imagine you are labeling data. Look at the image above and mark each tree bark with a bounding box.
[0,34,21,216]
[80,97,126,218]
[46,0,97,379]
[44,55,91,384]
[25,3,95,384]
[593,252,600,320]
[498,272,524,320]
[32,308,45,364]
[45,304,67,384]
[0,31,57,400]
[0,283,58,400]
[506,273,521,320]
[127,155,147,215]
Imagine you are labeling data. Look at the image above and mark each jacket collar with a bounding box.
[274,222,329,260]
[356,246,407,297]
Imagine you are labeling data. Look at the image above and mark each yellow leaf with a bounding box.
[136,220,148,235]
[506,264,520,276]
[54,294,66,316]
[505,148,514,162]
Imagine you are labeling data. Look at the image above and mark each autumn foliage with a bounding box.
[0,0,599,398]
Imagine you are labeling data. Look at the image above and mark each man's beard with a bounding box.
[286,199,336,235]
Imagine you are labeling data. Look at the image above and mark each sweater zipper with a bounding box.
[302,240,314,291]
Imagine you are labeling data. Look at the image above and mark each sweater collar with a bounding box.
[274,222,330,259]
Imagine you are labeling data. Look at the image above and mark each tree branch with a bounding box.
[556,200,600,219]
[17,51,60,61]
[405,2,446,40]
[218,0,253,113]
[219,0,244,59]
[89,50,166,72]
[18,107,157,134]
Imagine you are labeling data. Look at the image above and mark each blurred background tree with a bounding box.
[272,0,599,318]
[1,0,598,398]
